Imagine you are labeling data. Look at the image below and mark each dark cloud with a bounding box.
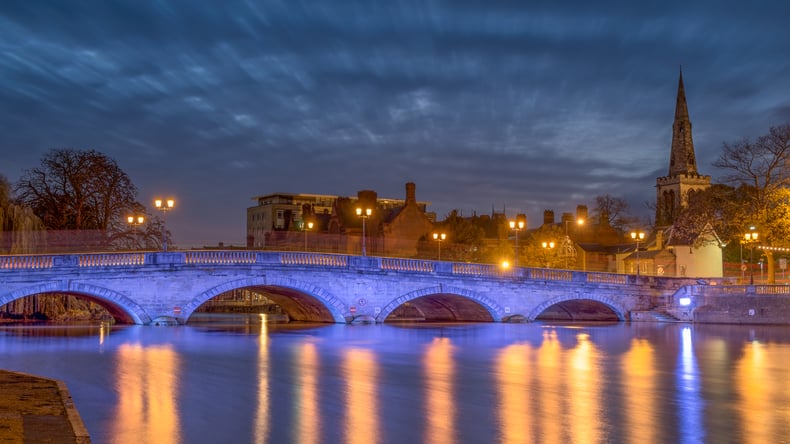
[1,1,789,245]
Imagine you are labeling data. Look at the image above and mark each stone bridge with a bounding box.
[1,251,787,325]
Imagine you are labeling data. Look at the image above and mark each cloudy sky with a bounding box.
[2,1,789,246]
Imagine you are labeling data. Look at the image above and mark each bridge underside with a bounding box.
[0,292,137,324]
[385,293,494,322]
[534,299,620,322]
[190,285,337,324]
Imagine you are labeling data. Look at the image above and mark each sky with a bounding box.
[2,1,790,247]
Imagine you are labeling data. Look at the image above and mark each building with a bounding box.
[655,70,712,227]
[246,183,434,255]
[623,70,723,277]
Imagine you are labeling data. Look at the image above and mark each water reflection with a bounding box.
[424,337,455,444]
[537,329,563,443]
[112,343,180,442]
[343,348,379,444]
[4,321,790,443]
[678,327,704,443]
[623,338,656,443]
[735,339,790,443]
[254,315,270,444]
[496,343,532,444]
[296,341,320,444]
[568,332,601,443]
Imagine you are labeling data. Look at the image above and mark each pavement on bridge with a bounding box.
[0,370,91,443]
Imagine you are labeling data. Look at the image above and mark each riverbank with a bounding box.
[0,370,91,443]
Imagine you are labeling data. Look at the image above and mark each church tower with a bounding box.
[655,70,711,227]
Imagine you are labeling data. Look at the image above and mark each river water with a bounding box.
[1,315,789,443]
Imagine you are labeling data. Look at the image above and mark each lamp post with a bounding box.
[126,215,145,250]
[630,231,645,276]
[541,241,555,268]
[126,215,145,229]
[562,218,584,269]
[744,228,759,285]
[509,220,525,267]
[433,232,446,260]
[356,207,372,256]
[304,221,314,252]
[154,198,175,252]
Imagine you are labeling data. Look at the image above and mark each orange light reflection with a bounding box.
[735,341,790,443]
[424,337,456,444]
[536,329,563,443]
[496,343,533,444]
[112,343,180,442]
[568,333,601,442]
[254,314,270,444]
[622,338,656,444]
[342,348,379,444]
[297,342,320,444]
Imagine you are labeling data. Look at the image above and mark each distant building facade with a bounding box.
[246,183,434,257]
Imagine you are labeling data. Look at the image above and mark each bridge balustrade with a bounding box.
[185,251,257,264]
[79,253,145,267]
[381,258,434,273]
[280,252,348,267]
[585,272,629,285]
[452,263,516,277]
[529,269,573,282]
[0,255,54,269]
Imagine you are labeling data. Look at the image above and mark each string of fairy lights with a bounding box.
[758,246,790,253]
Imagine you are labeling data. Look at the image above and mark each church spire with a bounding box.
[668,67,698,176]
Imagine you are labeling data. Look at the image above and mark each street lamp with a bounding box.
[126,215,145,250]
[433,232,446,260]
[126,215,145,229]
[304,221,314,252]
[509,220,525,266]
[154,198,175,252]
[561,218,584,269]
[356,207,372,256]
[630,231,646,276]
[541,241,555,268]
[744,227,759,285]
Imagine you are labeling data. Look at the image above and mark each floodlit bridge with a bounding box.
[1,251,788,325]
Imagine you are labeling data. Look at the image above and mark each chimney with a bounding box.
[543,210,555,226]
[357,190,377,209]
[576,205,588,222]
[405,182,416,205]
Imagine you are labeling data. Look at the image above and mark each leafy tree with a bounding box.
[439,210,485,262]
[712,123,790,282]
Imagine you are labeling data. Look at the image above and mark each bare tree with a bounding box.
[14,149,145,250]
[713,123,790,282]
[591,194,634,231]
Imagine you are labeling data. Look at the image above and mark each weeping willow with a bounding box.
[0,175,45,254]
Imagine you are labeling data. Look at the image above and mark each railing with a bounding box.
[280,252,348,267]
[79,253,145,267]
[756,285,790,295]
[381,258,434,273]
[529,268,573,282]
[0,255,54,269]
[586,272,629,285]
[0,250,691,288]
[185,251,257,265]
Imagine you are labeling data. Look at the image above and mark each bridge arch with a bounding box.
[0,281,151,325]
[528,293,626,322]
[377,285,505,322]
[182,276,347,323]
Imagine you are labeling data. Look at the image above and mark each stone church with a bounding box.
[624,70,724,278]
